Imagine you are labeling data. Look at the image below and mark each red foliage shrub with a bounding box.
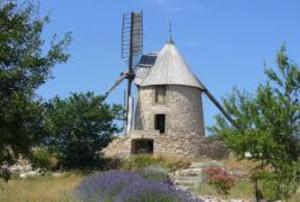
[202,166,236,194]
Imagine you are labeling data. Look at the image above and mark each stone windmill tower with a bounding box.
[104,40,207,158]
[103,12,234,158]
[132,40,205,152]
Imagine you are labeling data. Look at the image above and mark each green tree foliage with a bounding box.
[44,92,122,168]
[210,46,300,200]
[0,1,71,180]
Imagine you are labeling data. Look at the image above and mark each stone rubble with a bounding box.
[19,169,41,178]
[7,164,32,174]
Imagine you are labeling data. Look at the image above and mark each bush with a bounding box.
[76,170,200,202]
[32,148,59,170]
[122,155,191,171]
[44,92,122,169]
[202,166,236,194]
[101,158,123,170]
[254,170,300,201]
[122,155,156,169]
[138,166,170,183]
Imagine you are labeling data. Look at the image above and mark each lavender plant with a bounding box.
[115,180,200,202]
[76,170,202,202]
[76,171,142,201]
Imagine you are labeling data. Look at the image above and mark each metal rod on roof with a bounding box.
[168,19,173,44]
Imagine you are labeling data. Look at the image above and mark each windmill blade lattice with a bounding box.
[102,11,144,134]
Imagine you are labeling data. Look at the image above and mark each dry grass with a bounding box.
[195,158,300,201]
[122,154,191,171]
[221,158,259,172]
[291,188,300,202]
[196,180,254,200]
[1,161,299,202]
[197,181,300,201]
[0,173,83,202]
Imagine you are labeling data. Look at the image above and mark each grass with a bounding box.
[196,180,254,200]
[0,173,83,202]
[196,180,300,202]
[222,158,256,170]
[122,154,191,171]
[291,188,300,202]
[1,158,299,202]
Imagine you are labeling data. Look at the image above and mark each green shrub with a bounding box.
[122,155,191,171]
[258,171,299,201]
[122,155,155,170]
[102,158,123,170]
[259,174,279,201]
[32,148,59,170]
[160,155,191,171]
[138,166,170,183]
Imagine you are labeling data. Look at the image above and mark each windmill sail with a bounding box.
[103,12,236,136]
[102,11,144,135]
[135,42,237,129]
[122,12,143,60]
[122,12,143,134]
[104,73,127,99]
[126,96,134,133]
[204,88,237,128]
[196,78,238,128]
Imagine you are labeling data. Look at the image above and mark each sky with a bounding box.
[36,0,300,132]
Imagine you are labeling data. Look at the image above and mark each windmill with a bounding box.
[104,11,237,136]
[104,12,143,134]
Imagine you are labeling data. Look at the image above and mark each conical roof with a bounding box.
[141,42,203,89]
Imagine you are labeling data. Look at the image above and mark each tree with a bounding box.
[0,1,71,180]
[43,92,122,168]
[210,46,300,200]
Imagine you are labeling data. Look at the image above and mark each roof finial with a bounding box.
[168,19,174,44]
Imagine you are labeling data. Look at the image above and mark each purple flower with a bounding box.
[76,170,202,202]
[115,180,200,202]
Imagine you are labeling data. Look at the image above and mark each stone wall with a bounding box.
[102,84,224,159]
[134,85,205,137]
[102,130,228,159]
[198,138,229,160]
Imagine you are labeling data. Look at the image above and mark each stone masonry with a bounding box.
[103,42,228,159]
[102,130,228,159]
[103,130,204,158]
[103,85,208,159]
[134,85,205,136]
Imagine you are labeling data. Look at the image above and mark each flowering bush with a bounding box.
[202,167,236,194]
[76,170,202,202]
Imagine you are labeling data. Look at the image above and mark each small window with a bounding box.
[155,114,165,134]
[155,85,166,104]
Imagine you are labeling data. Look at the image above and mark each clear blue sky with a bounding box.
[37,0,300,131]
